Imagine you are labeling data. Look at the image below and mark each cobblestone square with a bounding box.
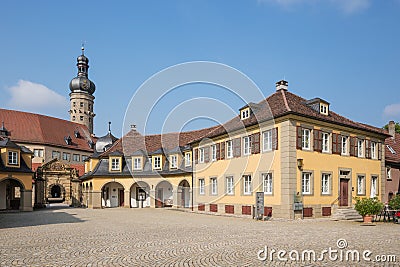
[0,207,399,266]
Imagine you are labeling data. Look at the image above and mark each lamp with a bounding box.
[297,159,304,170]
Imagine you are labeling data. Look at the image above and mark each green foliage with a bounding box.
[383,122,400,133]
[389,195,400,210]
[354,197,384,217]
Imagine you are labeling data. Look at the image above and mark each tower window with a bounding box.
[80,102,84,108]
[72,116,76,121]
[80,116,84,121]
[73,102,76,107]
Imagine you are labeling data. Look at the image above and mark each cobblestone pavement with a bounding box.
[0,206,399,267]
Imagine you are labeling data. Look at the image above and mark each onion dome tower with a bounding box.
[69,45,96,134]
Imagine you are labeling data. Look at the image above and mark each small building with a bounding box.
[0,134,34,211]
[384,121,400,203]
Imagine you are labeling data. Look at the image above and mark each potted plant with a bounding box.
[354,197,384,223]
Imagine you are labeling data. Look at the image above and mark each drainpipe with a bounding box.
[191,166,194,211]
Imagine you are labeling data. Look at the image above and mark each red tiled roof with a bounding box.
[102,126,219,156]
[386,132,400,163]
[32,162,85,175]
[204,90,388,139]
[0,108,94,152]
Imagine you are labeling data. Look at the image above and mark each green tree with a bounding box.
[383,122,400,133]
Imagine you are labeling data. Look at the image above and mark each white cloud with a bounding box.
[5,80,68,116]
[384,103,400,117]
[259,0,371,14]
[330,0,370,14]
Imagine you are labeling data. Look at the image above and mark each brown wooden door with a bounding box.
[119,189,124,207]
[339,179,349,206]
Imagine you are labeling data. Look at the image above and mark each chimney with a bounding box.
[388,120,395,137]
[276,80,288,91]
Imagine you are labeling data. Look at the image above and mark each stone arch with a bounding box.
[130,181,150,208]
[47,183,65,203]
[0,177,25,210]
[178,179,191,208]
[101,181,125,208]
[155,180,173,208]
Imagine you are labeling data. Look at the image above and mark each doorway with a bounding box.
[339,179,349,206]
[119,189,124,207]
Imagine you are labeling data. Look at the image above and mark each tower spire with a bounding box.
[108,121,111,134]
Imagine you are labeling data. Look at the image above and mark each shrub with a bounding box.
[389,195,400,210]
[354,197,384,217]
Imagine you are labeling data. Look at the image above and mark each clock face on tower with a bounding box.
[82,79,89,90]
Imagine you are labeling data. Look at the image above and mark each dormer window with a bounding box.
[153,156,161,170]
[133,157,142,170]
[320,103,329,115]
[306,98,330,116]
[64,136,72,145]
[241,108,250,120]
[111,157,120,171]
[170,155,177,169]
[8,151,18,165]
[387,145,396,154]
[74,130,81,138]
[185,152,191,166]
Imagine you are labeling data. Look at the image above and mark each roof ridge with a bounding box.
[280,89,291,112]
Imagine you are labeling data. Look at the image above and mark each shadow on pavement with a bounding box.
[0,204,85,229]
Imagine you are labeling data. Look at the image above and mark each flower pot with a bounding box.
[363,215,374,223]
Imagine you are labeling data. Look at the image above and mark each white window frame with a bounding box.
[185,152,191,167]
[211,145,217,161]
[243,136,251,155]
[226,140,233,159]
[82,155,88,162]
[370,176,378,197]
[241,108,250,119]
[322,132,329,153]
[33,149,44,158]
[341,136,348,155]
[262,173,273,195]
[321,173,330,195]
[133,157,142,170]
[302,172,312,195]
[199,148,204,163]
[357,139,364,157]
[153,156,161,169]
[111,158,120,171]
[199,179,205,195]
[62,152,71,161]
[302,129,311,150]
[170,155,177,169]
[262,130,272,152]
[8,151,18,165]
[371,142,377,159]
[243,175,252,195]
[387,167,391,180]
[210,177,217,195]
[226,176,234,195]
[52,151,60,159]
[357,175,365,195]
[73,154,80,162]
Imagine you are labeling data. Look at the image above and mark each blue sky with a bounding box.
[0,0,399,137]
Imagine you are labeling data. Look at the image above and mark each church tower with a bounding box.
[69,46,96,134]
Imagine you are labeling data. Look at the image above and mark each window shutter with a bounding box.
[313,130,322,152]
[204,147,210,163]
[378,142,382,160]
[272,127,278,150]
[233,138,241,157]
[350,137,356,157]
[332,133,341,155]
[365,140,370,159]
[216,143,220,160]
[252,132,260,154]
[296,126,302,149]
[194,148,198,164]
[220,142,225,160]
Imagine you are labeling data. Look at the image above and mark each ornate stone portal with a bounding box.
[34,159,81,207]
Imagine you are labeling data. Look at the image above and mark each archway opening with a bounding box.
[155,181,173,208]
[101,182,125,208]
[0,178,24,210]
[178,179,190,208]
[130,181,150,208]
[48,184,65,203]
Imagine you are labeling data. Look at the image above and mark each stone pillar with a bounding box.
[279,120,297,219]
[91,191,102,209]
[124,190,130,208]
[21,190,33,211]
[189,188,193,209]
[34,178,46,208]
[88,190,93,208]
[173,186,179,208]
[150,189,156,208]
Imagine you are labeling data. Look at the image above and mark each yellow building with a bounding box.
[80,127,215,209]
[0,134,34,211]
[192,80,388,219]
